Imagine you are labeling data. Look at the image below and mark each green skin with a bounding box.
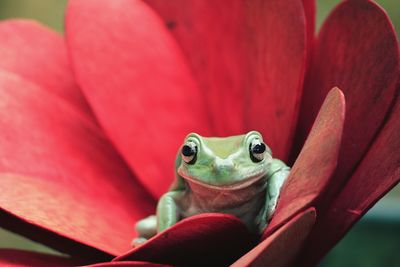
[133,131,290,245]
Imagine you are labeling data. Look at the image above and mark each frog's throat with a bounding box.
[178,171,267,191]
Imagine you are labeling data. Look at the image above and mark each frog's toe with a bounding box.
[135,215,157,238]
[131,237,148,247]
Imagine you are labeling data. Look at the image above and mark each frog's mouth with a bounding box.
[178,171,267,191]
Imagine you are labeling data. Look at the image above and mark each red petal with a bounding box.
[88,262,170,267]
[0,249,74,267]
[294,0,399,206]
[145,0,307,159]
[114,214,254,266]
[0,71,155,257]
[66,0,211,198]
[266,88,345,235]
[301,0,316,60]
[300,95,400,265]
[0,19,93,118]
[232,208,315,267]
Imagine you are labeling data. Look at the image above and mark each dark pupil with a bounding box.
[252,143,266,154]
[182,144,196,156]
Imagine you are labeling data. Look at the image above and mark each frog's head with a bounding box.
[177,131,272,188]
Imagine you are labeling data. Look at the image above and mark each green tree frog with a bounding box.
[133,131,290,245]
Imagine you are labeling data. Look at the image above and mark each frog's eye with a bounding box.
[181,141,197,164]
[249,139,268,163]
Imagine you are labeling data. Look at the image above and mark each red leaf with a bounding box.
[0,249,75,267]
[114,214,254,266]
[294,0,399,208]
[145,0,307,160]
[66,0,211,198]
[232,208,316,267]
[300,93,400,265]
[0,71,155,257]
[0,19,93,118]
[266,88,345,235]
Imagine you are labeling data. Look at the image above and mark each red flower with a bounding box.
[0,0,398,266]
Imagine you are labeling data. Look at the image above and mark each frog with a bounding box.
[133,131,290,245]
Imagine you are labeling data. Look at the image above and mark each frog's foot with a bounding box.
[132,215,157,246]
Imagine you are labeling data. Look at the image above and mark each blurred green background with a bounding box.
[0,0,398,266]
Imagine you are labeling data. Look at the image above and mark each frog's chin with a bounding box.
[178,172,267,191]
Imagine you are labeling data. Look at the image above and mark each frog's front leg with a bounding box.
[257,159,290,234]
[157,190,184,232]
[132,190,184,246]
